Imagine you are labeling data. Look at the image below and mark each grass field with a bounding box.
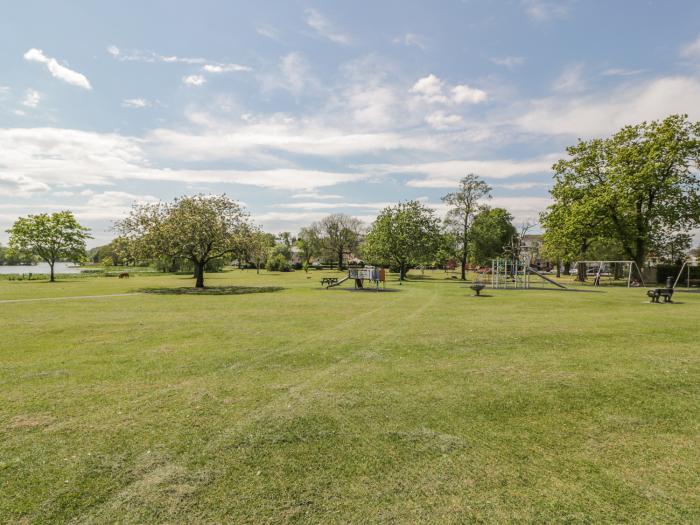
[1,269,699,523]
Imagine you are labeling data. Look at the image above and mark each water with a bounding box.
[0,262,83,275]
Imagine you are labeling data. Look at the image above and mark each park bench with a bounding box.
[646,276,674,303]
[647,287,673,303]
[320,277,338,287]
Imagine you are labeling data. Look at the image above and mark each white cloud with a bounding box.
[122,98,149,108]
[411,74,487,105]
[393,33,428,50]
[346,85,398,128]
[425,111,464,130]
[272,201,392,211]
[183,74,206,86]
[0,127,373,191]
[0,85,10,97]
[411,74,448,103]
[0,173,49,196]
[680,35,700,58]
[601,68,646,77]
[494,182,549,190]
[305,9,350,45]
[292,192,343,200]
[23,48,92,90]
[523,0,570,22]
[106,45,218,65]
[22,89,41,108]
[202,63,251,73]
[85,190,159,209]
[552,63,585,92]
[516,75,700,137]
[452,84,488,104]
[367,154,559,188]
[256,25,279,40]
[491,56,526,68]
[146,116,445,161]
[279,52,310,94]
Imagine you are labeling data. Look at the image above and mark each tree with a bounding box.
[363,201,441,280]
[652,230,692,264]
[316,214,363,270]
[246,229,275,274]
[117,194,249,288]
[442,174,492,279]
[277,232,295,250]
[544,114,700,268]
[470,208,517,266]
[296,225,321,266]
[7,211,91,282]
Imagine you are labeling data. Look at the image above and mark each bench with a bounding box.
[647,288,673,303]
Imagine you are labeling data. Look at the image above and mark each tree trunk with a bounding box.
[460,252,467,280]
[563,261,571,275]
[399,262,406,281]
[49,261,55,282]
[634,237,646,269]
[194,261,205,288]
[556,259,561,278]
[338,250,344,271]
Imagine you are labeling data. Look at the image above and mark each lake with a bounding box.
[0,262,84,275]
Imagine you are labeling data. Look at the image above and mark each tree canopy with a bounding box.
[442,174,492,279]
[363,200,441,280]
[117,194,249,288]
[314,214,363,269]
[7,211,91,282]
[470,207,517,266]
[542,114,700,266]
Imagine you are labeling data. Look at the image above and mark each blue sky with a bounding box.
[2,0,700,246]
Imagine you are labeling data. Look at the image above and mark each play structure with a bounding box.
[672,261,700,288]
[323,266,386,290]
[490,257,566,289]
[572,260,644,287]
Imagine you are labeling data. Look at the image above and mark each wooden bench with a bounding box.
[647,288,673,303]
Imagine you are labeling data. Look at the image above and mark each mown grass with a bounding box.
[1,269,699,523]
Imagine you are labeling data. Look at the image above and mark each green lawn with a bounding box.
[1,270,699,523]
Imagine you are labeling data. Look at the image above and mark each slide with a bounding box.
[326,276,350,288]
[527,267,567,289]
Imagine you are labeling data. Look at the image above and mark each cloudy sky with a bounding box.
[2,0,700,245]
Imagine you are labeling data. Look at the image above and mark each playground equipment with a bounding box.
[572,260,644,288]
[324,266,386,290]
[672,261,700,289]
[491,257,566,289]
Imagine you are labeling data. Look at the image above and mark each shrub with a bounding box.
[266,253,291,272]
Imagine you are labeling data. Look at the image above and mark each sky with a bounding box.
[2,0,700,246]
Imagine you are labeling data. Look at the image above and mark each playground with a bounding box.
[2,269,699,523]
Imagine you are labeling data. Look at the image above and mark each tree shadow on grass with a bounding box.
[140,285,284,296]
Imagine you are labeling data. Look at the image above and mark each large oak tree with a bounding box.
[117,194,249,288]
[542,114,700,267]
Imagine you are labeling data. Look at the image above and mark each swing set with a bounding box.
[571,260,645,287]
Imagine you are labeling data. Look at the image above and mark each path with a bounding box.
[0,293,141,304]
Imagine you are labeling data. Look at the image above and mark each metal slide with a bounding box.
[527,267,567,289]
[326,276,350,288]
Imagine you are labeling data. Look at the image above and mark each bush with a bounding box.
[266,253,291,272]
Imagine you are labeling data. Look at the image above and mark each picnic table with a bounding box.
[321,277,339,287]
